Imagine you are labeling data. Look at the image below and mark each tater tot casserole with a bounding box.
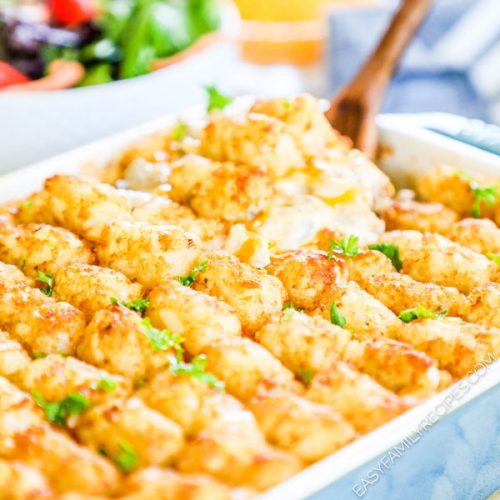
[0,94,498,499]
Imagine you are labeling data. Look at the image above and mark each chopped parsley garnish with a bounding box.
[96,375,117,393]
[32,352,48,359]
[398,304,447,323]
[115,440,138,472]
[282,302,304,321]
[134,379,146,389]
[368,243,403,271]
[169,354,225,391]
[327,235,361,259]
[32,391,91,427]
[458,172,499,218]
[36,271,54,297]
[110,296,150,315]
[19,200,33,209]
[205,84,233,112]
[487,253,500,266]
[178,261,208,287]
[140,317,184,356]
[282,99,292,109]
[330,303,346,328]
[172,121,188,141]
[471,185,498,218]
[296,368,314,385]
[20,259,26,271]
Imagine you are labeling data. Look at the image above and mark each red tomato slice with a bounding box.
[0,62,30,89]
[48,0,98,26]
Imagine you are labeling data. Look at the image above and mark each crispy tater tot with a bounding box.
[0,260,32,287]
[0,376,45,435]
[203,338,299,401]
[380,199,459,233]
[147,281,242,355]
[16,354,131,409]
[380,230,496,294]
[0,223,94,278]
[343,338,440,397]
[248,388,355,463]
[250,94,350,156]
[266,250,347,311]
[339,249,396,285]
[445,218,500,256]
[169,157,273,223]
[75,397,185,468]
[78,305,172,384]
[0,284,85,356]
[193,253,286,333]
[306,361,409,433]
[311,281,401,339]
[17,175,133,242]
[394,317,497,378]
[3,425,121,495]
[466,283,500,328]
[0,330,31,380]
[53,263,143,321]
[96,221,201,289]
[363,272,467,317]
[0,459,53,499]
[416,165,498,219]
[137,370,243,437]
[176,414,302,491]
[200,113,304,178]
[121,467,234,500]
[255,310,350,373]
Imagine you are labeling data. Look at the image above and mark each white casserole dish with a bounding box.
[0,110,499,500]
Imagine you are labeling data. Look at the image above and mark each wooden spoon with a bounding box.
[325,0,432,159]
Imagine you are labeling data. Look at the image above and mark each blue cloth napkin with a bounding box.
[327,0,500,124]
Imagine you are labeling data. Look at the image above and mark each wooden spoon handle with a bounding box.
[341,0,432,97]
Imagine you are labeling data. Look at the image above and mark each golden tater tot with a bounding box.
[96,221,201,289]
[255,310,350,373]
[466,283,500,329]
[75,397,184,468]
[16,354,131,410]
[3,425,121,495]
[17,175,132,242]
[0,284,85,356]
[193,253,286,333]
[363,272,467,317]
[78,305,171,384]
[416,165,498,220]
[121,467,234,500]
[306,361,409,433]
[0,330,31,380]
[0,223,94,278]
[203,338,298,401]
[200,113,304,178]
[444,218,500,256]
[380,199,459,233]
[248,388,355,463]
[311,281,401,339]
[0,459,53,499]
[148,281,241,355]
[53,263,143,321]
[343,338,439,397]
[176,415,301,491]
[380,230,496,294]
[170,157,273,223]
[250,94,349,156]
[266,250,347,311]
[137,369,243,437]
